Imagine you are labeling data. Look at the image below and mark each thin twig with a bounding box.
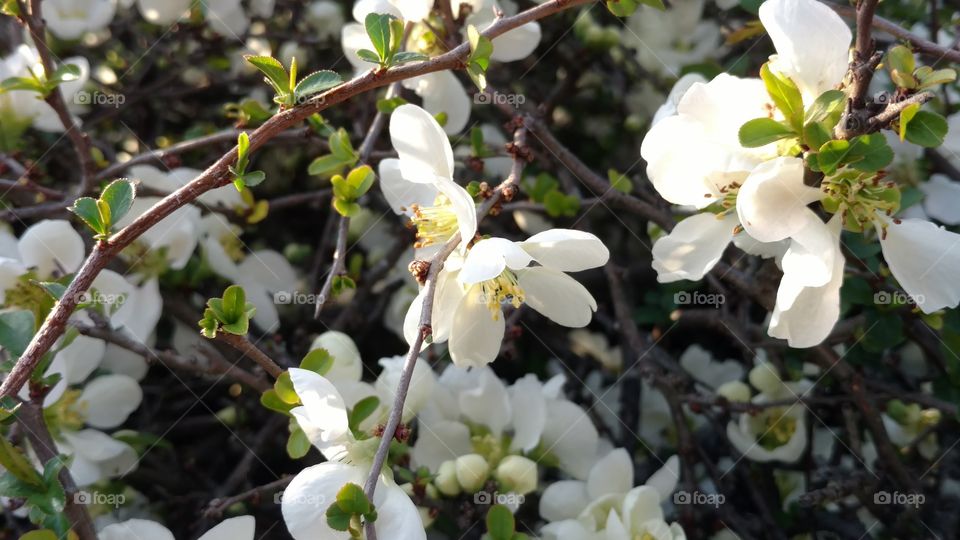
[213,333,284,379]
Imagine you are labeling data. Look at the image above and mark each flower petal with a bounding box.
[281,461,364,540]
[587,448,633,500]
[508,375,546,452]
[288,368,351,457]
[18,219,84,276]
[378,158,439,215]
[519,229,609,272]
[401,71,470,135]
[737,157,821,242]
[490,22,541,62]
[79,374,143,429]
[517,266,597,328]
[459,238,533,284]
[459,367,511,435]
[412,420,473,471]
[920,174,960,225]
[652,212,737,282]
[539,480,589,522]
[99,519,174,540]
[390,104,455,181]
[759,0,851,100]
[198,516,256,540]
[540,399,598,480]
[310,330,362,383]
[878,215,960,313]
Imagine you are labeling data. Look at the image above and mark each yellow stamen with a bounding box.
[479,270,524,320]
[409,195,459,248]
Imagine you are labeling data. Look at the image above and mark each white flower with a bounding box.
[679,344,744,388]
[726,363,813,463]
[136,0,191,24]
[99,515,255,540]
[205,0,250,36]
[539,449,679,523]
[542,484,685,540]
[281,368,425,540]
[305,1,345,39]
[622,0,722,77]
[0,46,90,133]
[875,214,960,314]
[379,104,477,255]
[43,0,116,39]
[456,0,542,63]
[914,174,960,225]
[405,229,608,368]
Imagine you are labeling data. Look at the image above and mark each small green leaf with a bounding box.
[100,179,135,226]
[916,67,957,89]
[376,96,408,114]
[222,285,247,322]
[345,165,376,198]
[301,348,334,375]
[803,121,832,149]
[241,170,266,187]
[326,501,353,531]
[761,63,804,132]
[899,102,921,141]
[95,198,112,235]
[287,424,311,458]
[348,396,380,432]
[274,371,299,404]
[68,197,104,235]
[803,89,845,124]
[333,198,361,217]
[308,154,352,177]
[391,51,428,65]
[486,505,516,540]
[886,45,915,78]
[199,309,219,338]
[245,55,289,93]
[356,49,382,64]
[294,70,343,101]
[365,13,393,63]
[260,389,295,415]
[738,117,795,147]
[904,110,948,148]
[336,482,373,515]
[0,310,34,358]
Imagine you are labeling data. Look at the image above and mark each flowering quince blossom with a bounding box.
[42,0,116,40]
[726,362,813,463]
[0,45,90,134]
[280,368,426,540]
[136,0,191,25]
[379,104,477,256]
[404,229,609,367]
[541,484,686,540]
[98,515,255,540]
[622,0,723,77]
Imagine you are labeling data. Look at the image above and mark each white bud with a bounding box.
[748,362,782,395]
[455,454,490,493]
[435,460,461,496]
[716,381,751,403]
[495,455,538,495]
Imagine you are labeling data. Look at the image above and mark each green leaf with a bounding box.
[0,76,44,93]
[345,165,376,198]
[376,96,407,114]
[803,121,832,150]
[100,179,135,226]
[286,425,311,458]
[391,51,428,65]
[245,55,290,93]
[333,198,361,217]
[19,530,60,540]
[886,45,915,78]
[308,154,352,177]
[274,371,299,404]
[68,197,104,235]
[48,64,80,85]
[241,170,266,187]
[738,117,795,147]
[904,110,948,148]
[294,70,343,101]
[220,317,250,336]
[0,437,42,487]
[760,63,804,132]
[336,482,373,515]
[365,13,393,63]
[816,133,892,175]
[486,505,516,540]
[0,310,34,358]
[916,67,957,89]
[96,198,111,235]
[803,89,845,124]
[899,102,921,141]
[199,309,219,338]
[301,348,334,375]
[326,501,353,531]
[607,169,633,194]
[356,49,382,64]
[221,285,246,322]
[348,396,380,432]
[329,128,357,161]
[260,389,295,415]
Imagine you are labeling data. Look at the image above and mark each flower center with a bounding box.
[821,171,900,233]
[44,390,87,436]
[479,270,524,320]
[409,195,459,249]
[757,407,797,450]
[634,532,657,540]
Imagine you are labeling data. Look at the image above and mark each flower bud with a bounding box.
[716,381,751,403]
[748,363,782,395]
[455,454,490,493]
[495,455,538,495]
[434,460,460,497]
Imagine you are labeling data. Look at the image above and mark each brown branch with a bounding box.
[0,0,593,401]
[204,476,293,519]
[213,333,284,379]
[15,400,97,540]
